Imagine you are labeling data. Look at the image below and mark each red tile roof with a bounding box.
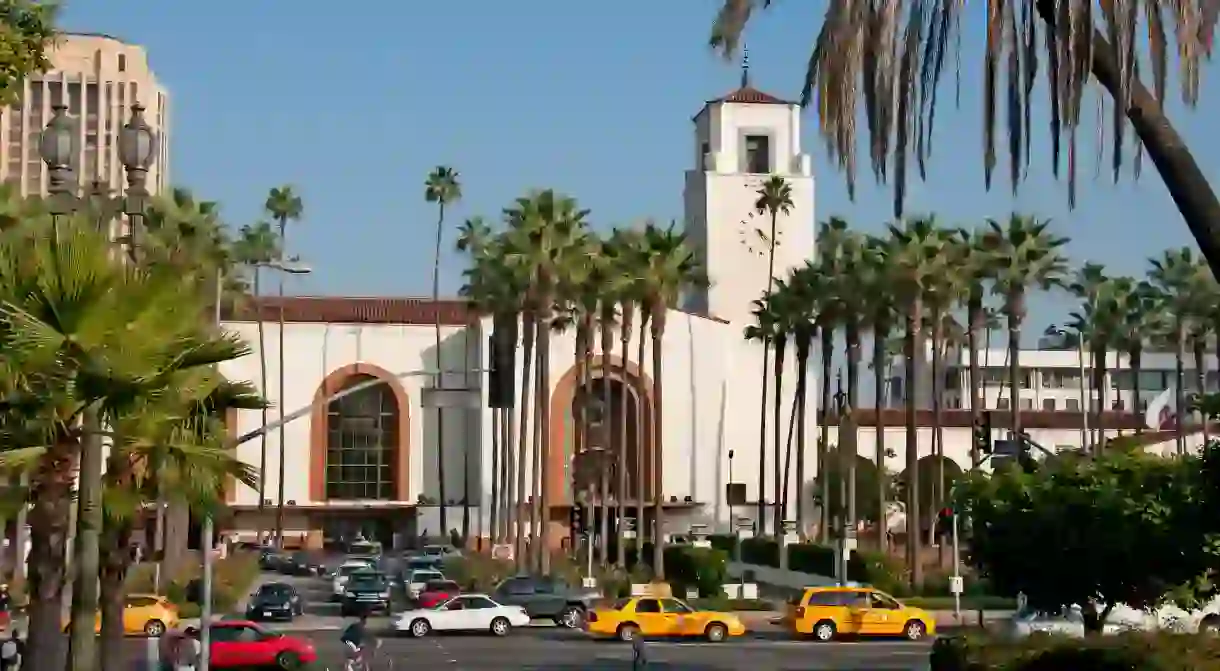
[712,86,794,105]
[222,296,474,325]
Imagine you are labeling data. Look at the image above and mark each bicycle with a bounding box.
[342,639,388,671]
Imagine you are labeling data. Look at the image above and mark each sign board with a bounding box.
[782,533,799,545]
[949,576,965,595]
[421,387,481,409]
[736,528,753,540]
[692,539,711,549]
[582,577,598,589]
[685,588,699,600]
[622,530,637,539]
[491,544,514,561]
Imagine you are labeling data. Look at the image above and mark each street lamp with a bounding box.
[39,103,77,206]
[118,102,158,259]
[270,260,312,550]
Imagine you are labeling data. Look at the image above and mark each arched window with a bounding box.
[325,375,398,500]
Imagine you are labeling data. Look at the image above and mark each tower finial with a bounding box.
[741,46,750,88]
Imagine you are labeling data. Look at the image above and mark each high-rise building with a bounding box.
[0,32,169,198]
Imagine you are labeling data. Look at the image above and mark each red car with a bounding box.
[207,620,317,670]
[417,580,462,609]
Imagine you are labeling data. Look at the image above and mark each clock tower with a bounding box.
[681,67,815,327]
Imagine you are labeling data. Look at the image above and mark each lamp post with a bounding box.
[40,101,157,671]
[832,373,855,586]
[269,261,312,550]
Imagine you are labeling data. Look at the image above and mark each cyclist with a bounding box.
[341,611,377,671]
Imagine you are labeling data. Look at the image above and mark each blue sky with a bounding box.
[61,1,1219,336]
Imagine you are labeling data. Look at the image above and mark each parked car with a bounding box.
[63,594,178,637]
[207,620,317,670]
[341,571,392,616]
[418,580,462,609]
[331,560,377,601]
[422,544,461,560]
[259,549,289,572]
[404,568,446,600]
[393,594,530,637]
[490,575,601,628]
[284,551,326,576]
[246,582,304,622]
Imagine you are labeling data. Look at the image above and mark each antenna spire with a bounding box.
[741,46,750,88]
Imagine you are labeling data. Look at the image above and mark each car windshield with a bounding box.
[258,585,292,598]
[350,576,387,591]
[339,565,370,577]
[407,559,439,570]
[412,571,443,583]
[610,598,633,611]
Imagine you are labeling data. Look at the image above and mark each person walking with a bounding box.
[0,630,22,671]
[176,627,201,671]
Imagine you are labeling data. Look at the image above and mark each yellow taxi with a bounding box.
[584,596,747,642]
[63,594,179,636]
[785,586,934,642]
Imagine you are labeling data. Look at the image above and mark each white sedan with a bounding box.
[393,594,530,637]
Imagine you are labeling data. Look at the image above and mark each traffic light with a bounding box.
[936,507,955,538]
[973,412,993,454]
[569,505,587,536]
[488,316,518,408]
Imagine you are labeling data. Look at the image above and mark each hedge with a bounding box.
[734,537,906,593]
[931,632,1220,670]
[128,551,261,618]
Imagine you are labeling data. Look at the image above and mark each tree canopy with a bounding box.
[955,447,1220,631]
[0,1,56,105]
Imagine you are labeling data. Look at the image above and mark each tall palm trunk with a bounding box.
[99,453,136,671]
[817,329,833,544]
[903,297,924,590]
[1093,345,1107,450]
[26,434,77,671]
[771,334,787,534]
[67,415,103,671]
[783,332,811,528]
[1005,291,1025,444]
[1175,322,1187,454]
[616,303,634,568]
[254,270,269,542]
[1130,347,1144,434]
[635,314,649,563]
[573,320,590,559]
[967,297,984,467]
[599,314,614,565]
[431,203,450,540]
[844,321,861,535]
[274,218,289,548]
[490,400,502,544]
[514,315,536,566]
[929,313,945,561]
[537,310,554,576]
[649,306,666,578]
[755,336,771,535]
[1194,339,1209,445]
[872,326,890,551]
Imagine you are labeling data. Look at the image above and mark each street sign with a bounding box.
[949,575,964,595]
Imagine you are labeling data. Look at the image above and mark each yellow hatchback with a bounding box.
[786,586,934,642]
[585,596,747,642]
[64,594,179,637]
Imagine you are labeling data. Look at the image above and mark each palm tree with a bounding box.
[502,190,591,574]
[1117,280,1165,430]
[637,222,707,578]
[953,229,994,467]
[922,226,962,548]
[823,222,867,533]
[767,279,794,534]
[0,216,252,671]
[886,217,955,588]
[263,184,304,547]
[776,266,817,528]
[607,228,647,564]
[744,298,779,530]
[860,239,895,549]
[708,2,1220,278]
[1149,248,1210,454]
[751,175,793,534]
[983,215,1070,444]
[424,166,462,539]
[231,221,281,541]
[99,375,262,669]
[1069,264,1124,448]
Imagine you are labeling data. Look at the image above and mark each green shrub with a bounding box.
[740,537,779,566]
[662,546,728,598]
[134,551,260,614]
[441,554,515,592]
[708,534,736,554]
[930,632,1220,671]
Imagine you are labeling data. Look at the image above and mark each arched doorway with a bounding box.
[324,374,400,501]
[570,376,648,503]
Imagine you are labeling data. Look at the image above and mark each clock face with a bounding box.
[738,211,783,257]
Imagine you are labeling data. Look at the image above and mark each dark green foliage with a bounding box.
[931,632,1220,671]
[624,543,730,597]
[954,445,1220,631]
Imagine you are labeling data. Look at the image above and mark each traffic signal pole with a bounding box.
[951,511,962,622]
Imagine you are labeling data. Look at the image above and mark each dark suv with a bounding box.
[491,575,601,628]
[341,571,391,616]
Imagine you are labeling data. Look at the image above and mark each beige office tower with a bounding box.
[0,32,169,199]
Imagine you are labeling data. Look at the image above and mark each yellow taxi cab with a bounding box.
[785,586,934,642]
[584,596,747,642]
[63,594,179,636]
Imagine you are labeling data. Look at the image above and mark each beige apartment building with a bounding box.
[0,32,169,198]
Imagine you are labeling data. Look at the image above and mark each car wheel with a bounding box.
[557,605,584,629]
[144,619,166,637]
[812,620,836,642]
[490,617,511,637]
[616,623,639,642]
[275,651,302,671]
[410,618,432,637]
[705,622,728,642]
[904,620,927,641]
